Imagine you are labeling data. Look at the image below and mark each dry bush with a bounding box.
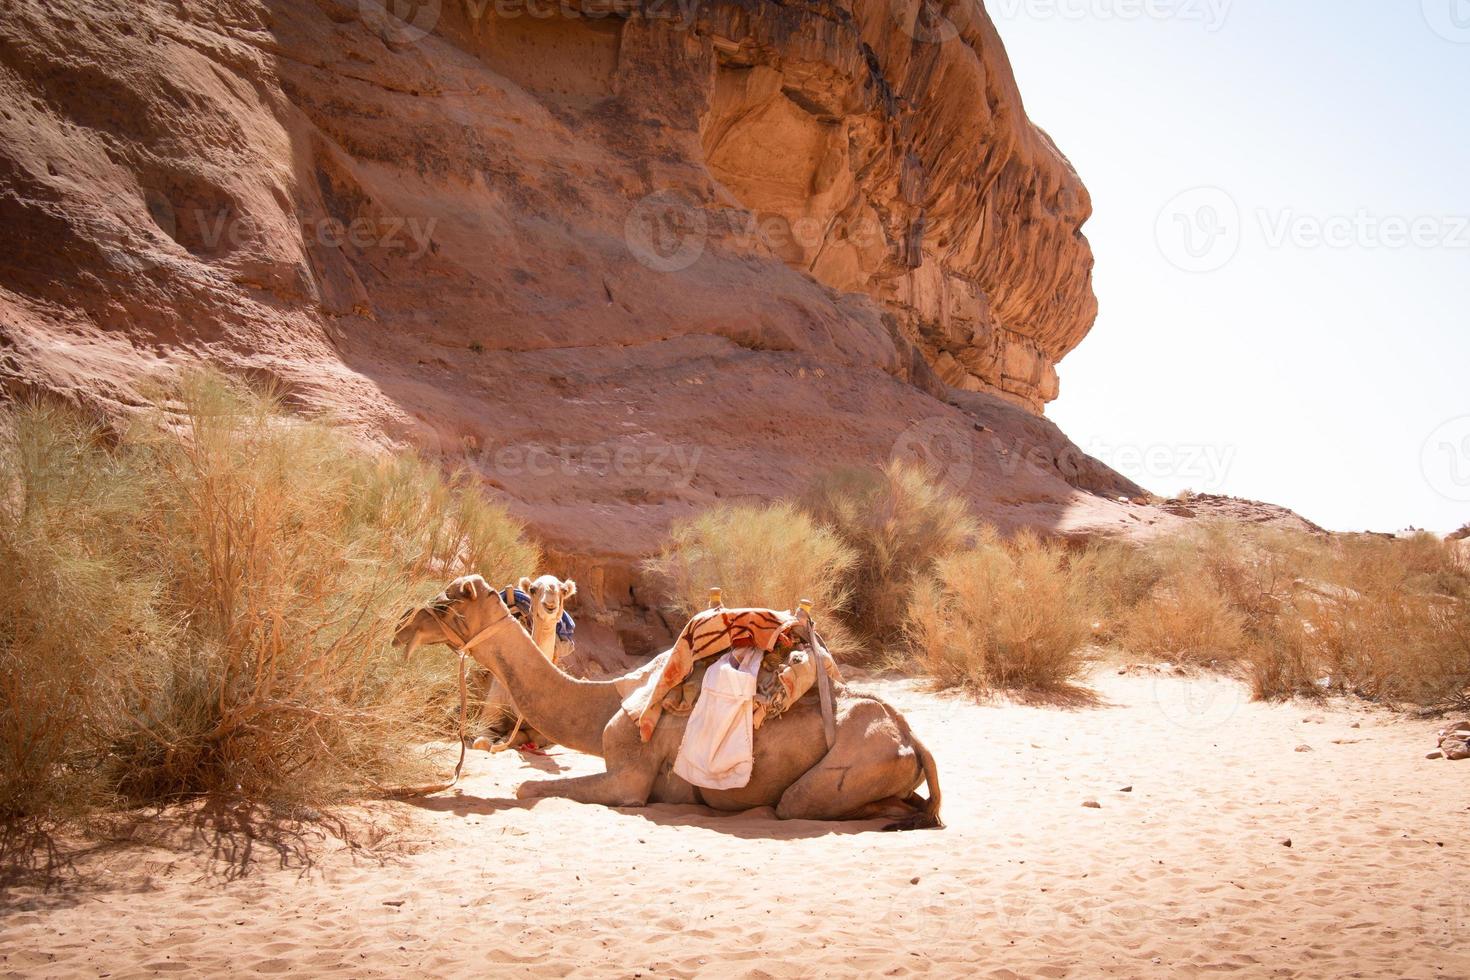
[0,372,539,818]
[800,461,976,652]
[904,529,1093,694]
[1284,533,1470,706]
[1071,538,1164,642]
[1121,525,1308,668]
[0,405,169,819]
[1121,578,1247,666]
[1082,523,1469,707]
[643,501,859,657]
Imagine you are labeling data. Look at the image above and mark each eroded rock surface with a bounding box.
[2,0,1142,635]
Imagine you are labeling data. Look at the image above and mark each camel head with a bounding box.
[394,574,513,658]
[518,574,576,629]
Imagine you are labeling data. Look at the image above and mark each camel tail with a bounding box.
[884,736,944,832]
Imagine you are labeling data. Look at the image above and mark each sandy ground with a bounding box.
[3,669,1467,979]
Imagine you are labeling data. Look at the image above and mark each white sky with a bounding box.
[988,0,1470,533]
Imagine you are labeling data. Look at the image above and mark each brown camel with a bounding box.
[395,575,942,829]
[474,574,577,752]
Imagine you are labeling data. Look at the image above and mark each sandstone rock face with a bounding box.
[696,0,1096,412]
[0,0,1138,641]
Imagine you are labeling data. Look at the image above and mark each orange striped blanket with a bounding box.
[624,607,836,741]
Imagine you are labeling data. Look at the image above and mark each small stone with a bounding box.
[1350,722,1361,729]
[1082,799,1101,809]
[1426,751,1444,759]
[383,900,404,907]
[910,876,921,885]
[1281,839,1292,848]
[1295,744,1313,753]
[1119,786,1133,793]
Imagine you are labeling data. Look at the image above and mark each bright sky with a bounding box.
[988,0,1470,533]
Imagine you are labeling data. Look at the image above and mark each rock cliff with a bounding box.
[1,0,1143,637]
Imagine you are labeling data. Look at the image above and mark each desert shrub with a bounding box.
[1071,538,1165,642]
[1285,533,1470,706]
[1121,577,1247,666]
[1090,524,1303,669]
[643,501,859,657]
[800,461,976,652]
[904,529,1092,694]
[0,372,539,818]
[1080,523,1469,707]
[0,405,170,818]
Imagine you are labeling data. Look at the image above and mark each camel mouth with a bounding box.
[540,601,559,614]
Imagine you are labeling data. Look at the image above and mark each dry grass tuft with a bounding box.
[0,371,538,820]
[643,501,859,657]
[904,529,1093,695]
[801,461,976,655]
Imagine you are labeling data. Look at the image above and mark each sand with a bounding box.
[3,669,1467,978]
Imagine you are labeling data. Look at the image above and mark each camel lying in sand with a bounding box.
[475,574,577,752]
[396,575,942,829]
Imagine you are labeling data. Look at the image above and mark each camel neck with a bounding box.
[530,616,558,659]
[467,618,622,756]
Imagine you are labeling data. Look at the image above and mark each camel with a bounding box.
[395,575,943,829]
[474,574,577,752]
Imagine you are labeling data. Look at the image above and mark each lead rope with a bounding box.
[374,609,509,799]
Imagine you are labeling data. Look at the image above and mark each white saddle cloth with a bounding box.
[672,649,762,790]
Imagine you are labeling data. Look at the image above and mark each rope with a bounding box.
[374,609,519,799]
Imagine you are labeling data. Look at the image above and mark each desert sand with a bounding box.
[3,670,1466,979]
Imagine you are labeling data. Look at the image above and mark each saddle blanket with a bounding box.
[620,606,842,742]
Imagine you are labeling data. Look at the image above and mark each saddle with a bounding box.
[500,586,575,643]
[621,604,842,742]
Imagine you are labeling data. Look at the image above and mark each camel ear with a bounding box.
[518,576,533,593]
[561,579,576,600]
[462,577,482,600]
